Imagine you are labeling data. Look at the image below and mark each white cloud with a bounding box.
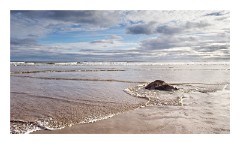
[109,35,123,40]
[10,10,230,62]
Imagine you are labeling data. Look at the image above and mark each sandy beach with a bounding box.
[33,104,229,134]
[10,62,230,134]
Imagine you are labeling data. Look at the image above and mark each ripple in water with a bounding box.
[124,82,229,107]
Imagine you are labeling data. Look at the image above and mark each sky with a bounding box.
[10,10,230,62]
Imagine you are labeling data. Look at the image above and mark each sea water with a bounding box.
[10,62,230,134]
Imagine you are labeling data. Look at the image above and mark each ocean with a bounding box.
[10,62,230,134]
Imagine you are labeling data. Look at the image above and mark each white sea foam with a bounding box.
[124,84,185,106]
[80,113,120,124]
[56,62,78,65]
[10,61,229,66]
[11,112,123,134]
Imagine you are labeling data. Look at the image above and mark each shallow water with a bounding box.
[10,62,230,134]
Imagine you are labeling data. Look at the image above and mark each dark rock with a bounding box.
[145,80,178,91]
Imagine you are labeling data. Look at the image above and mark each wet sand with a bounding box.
[32,105,229,134]
[11,62,229,134]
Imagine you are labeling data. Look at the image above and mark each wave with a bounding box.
[11,91,126,106]
[10,119,66,134]
[79,113,121,124]
[123,82,230,107]
[11,62,78,66]
[10,91,133,134]
[11,75,146,83]
[11,111,122,134]
[222,84,229,91]
[124,84,184,107]
[11,61,230,66]
[11,69,125,74]
[11,74,229,86]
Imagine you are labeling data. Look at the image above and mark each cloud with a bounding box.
[193,44,229,52]
[185,21,211,29]
[156,25,182,35]
[11,38,38,46]
[11,10,121,27]
[140,36,198,50]
[10,10,230,62]
[124,11,207,24]
[90,35,123,45]
[90,40,114,44]
[138,31,229,61]
[140,33,229,50]
[10,10,122,42]
[127,21,211,35]
[126,21,157,34]
[204,11,227,17]
[11,13,51,39]
[110,35,122,40]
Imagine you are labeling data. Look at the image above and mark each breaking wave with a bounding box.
[11,112,122,134]
[11,61,230,66]
[11,69,125,74]
[124,84,185,107]
[10,119,65,134]
[124,82,229,107]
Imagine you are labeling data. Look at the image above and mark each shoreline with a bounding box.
[31,105,229,134]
